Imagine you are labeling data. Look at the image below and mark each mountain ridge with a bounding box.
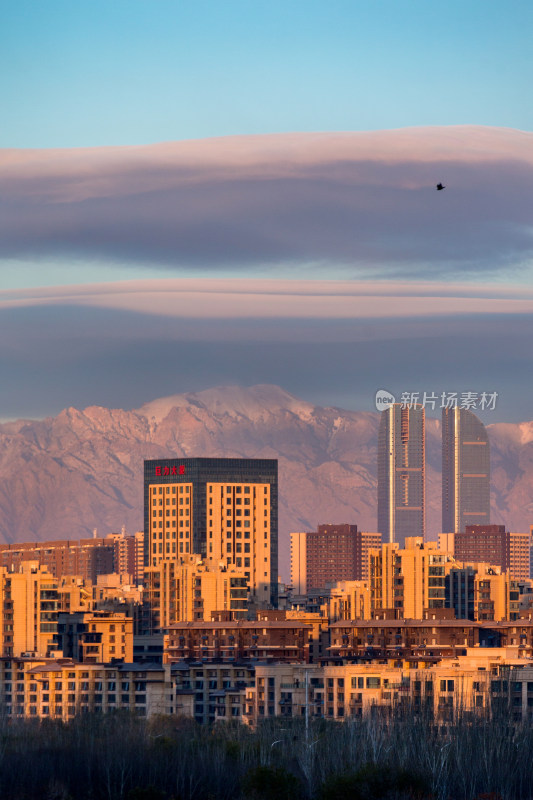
[0,384,531,578]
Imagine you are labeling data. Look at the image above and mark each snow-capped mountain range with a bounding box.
[1,384,531,577]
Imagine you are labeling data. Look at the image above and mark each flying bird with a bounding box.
[436,183,445,191]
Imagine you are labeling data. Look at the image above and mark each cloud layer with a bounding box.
[2,126,533,278]
[1,278,533,422]
[3,278,533,318]
[2,127,533,422]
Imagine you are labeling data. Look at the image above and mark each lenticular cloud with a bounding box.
[1,126,533,278]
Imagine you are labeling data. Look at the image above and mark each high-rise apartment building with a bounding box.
[509,532,530,581]
[442,407,490,533]
[0,562,59,658]
[144,458,278,606]
[445,565,520,621]
[377,404,425,547]
[290,525,380,593]
[368,538,453,619]
[105,531,145,585]
[449,525,530,581]
[290,532,308,595]
[143,556,249,632]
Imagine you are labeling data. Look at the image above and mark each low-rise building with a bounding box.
[164,618,313,663]
[242,650,530,727]
[328,618,479,661]
[0,657,166,721]
[54,611,133,663]
[169,661,255,724]
[0,648,531,727]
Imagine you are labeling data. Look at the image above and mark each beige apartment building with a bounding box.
[0,656,254,724]
[367,537,519,622]
[105,530,145,584]
[148,481,194,561]
[169,660,256,723]
[242,650,529,726]
[323,580,372,622]
[0,647,532,726]
[57,575,94,613]
[143,555,248,631]
[206,482,273,605]
[0,658,166,721]
[0,562,59,658]
[0,565,139,661]
[369,537,455,619]
[471,563,520,621]
[93,573,143,607]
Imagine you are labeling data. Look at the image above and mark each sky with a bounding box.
[1,0,533,422]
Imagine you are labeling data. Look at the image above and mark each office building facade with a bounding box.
[442,407,490,533]
[377,404,425,547]
[144,458,278,606]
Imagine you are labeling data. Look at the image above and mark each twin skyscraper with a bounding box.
[377,404,490,546]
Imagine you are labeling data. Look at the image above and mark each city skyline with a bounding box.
[1,381,532,565]
[1,2,533,782]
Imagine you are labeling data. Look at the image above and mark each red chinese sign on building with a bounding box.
[154,465,186,477]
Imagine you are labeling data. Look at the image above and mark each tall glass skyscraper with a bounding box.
[378,404,425,547]
[442,407,490,533]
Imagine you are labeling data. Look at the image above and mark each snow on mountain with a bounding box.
[0,384,532,578]
[138,384,315,424]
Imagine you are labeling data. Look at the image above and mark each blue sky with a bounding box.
[1,1,533,422]
[2,0,532,148]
